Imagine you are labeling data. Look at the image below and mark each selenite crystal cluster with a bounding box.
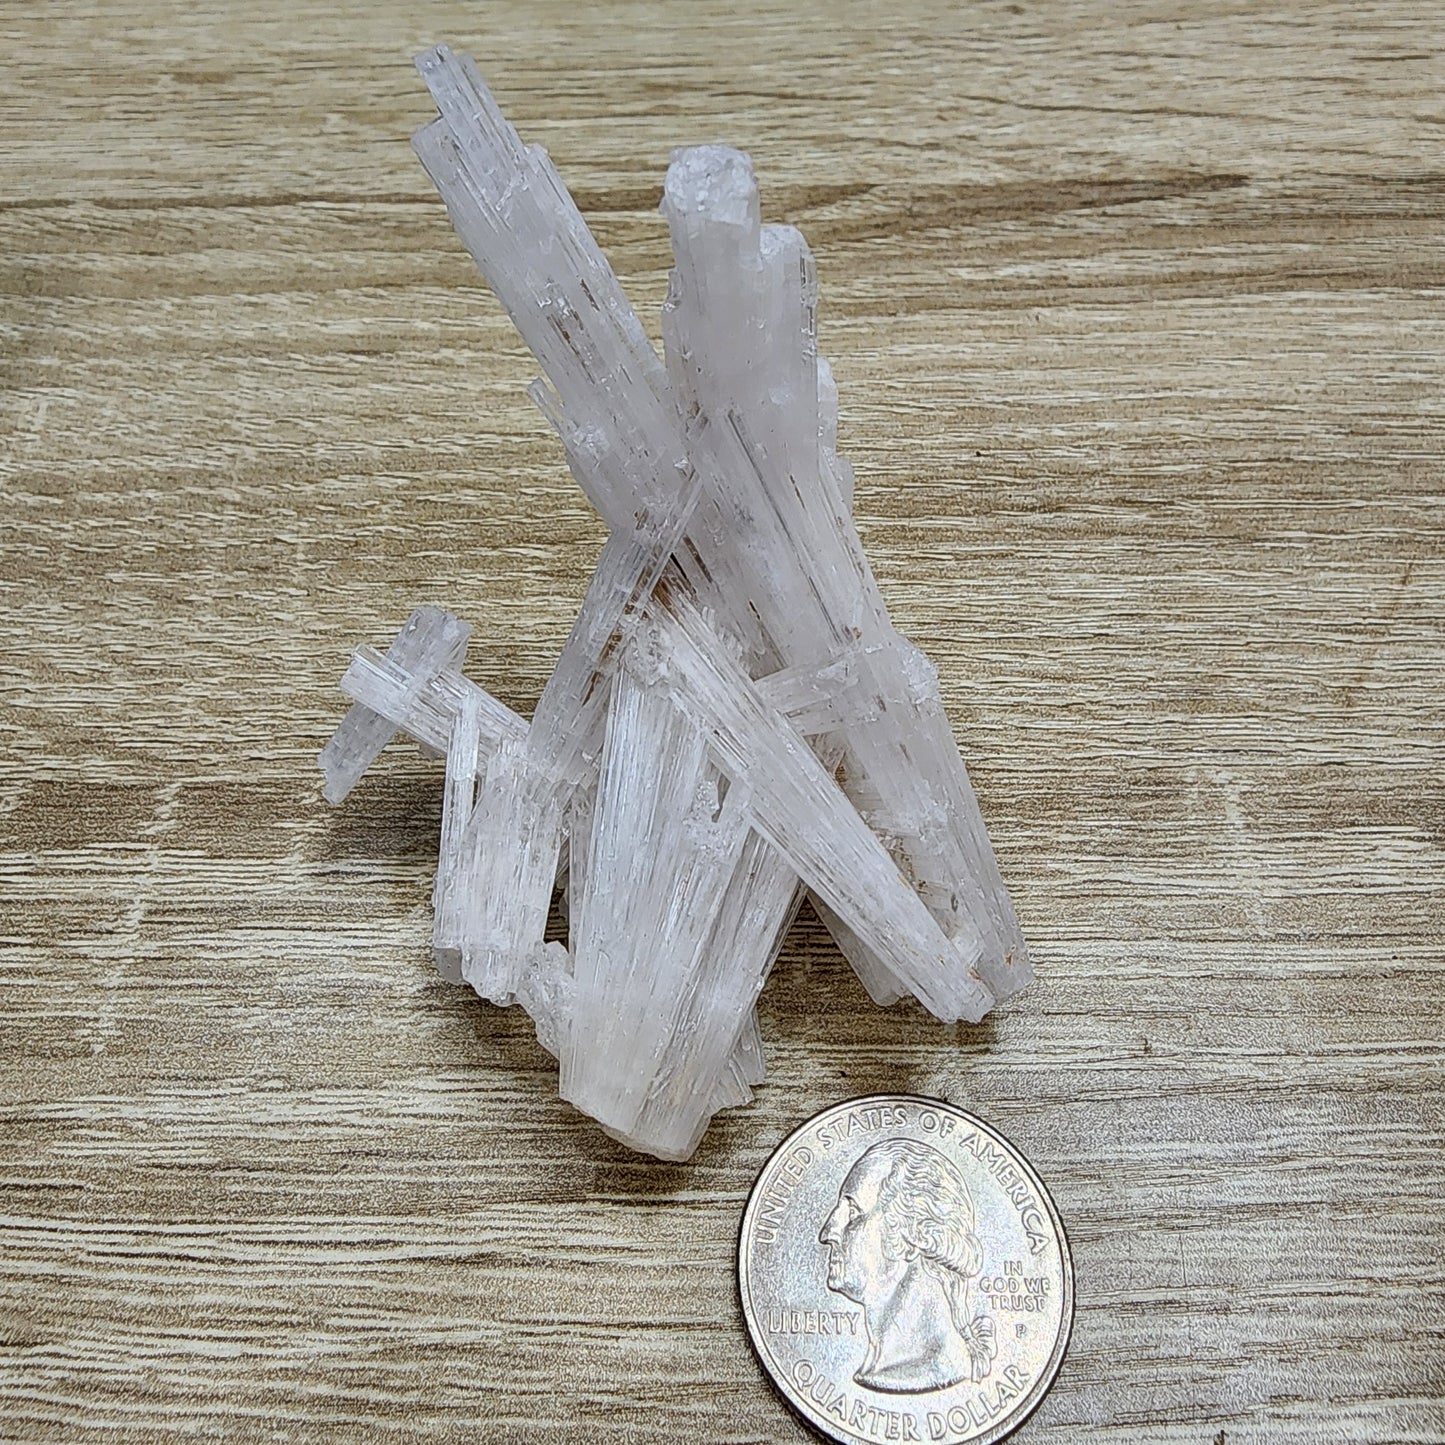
[319,47,1031,1161]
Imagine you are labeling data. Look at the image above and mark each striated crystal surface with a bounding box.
[318,45,1031,1160]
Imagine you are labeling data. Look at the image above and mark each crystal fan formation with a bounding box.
[320,47,1031,1161]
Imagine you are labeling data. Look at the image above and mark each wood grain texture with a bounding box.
[2,2,1442,1441]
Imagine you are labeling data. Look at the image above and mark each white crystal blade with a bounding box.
[641,584,995,1024]
[433,688,485,983]
[318,606,471,802]
[561,662,756,1156]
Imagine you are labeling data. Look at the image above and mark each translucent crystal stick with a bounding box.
[433,688,485,983]
[502,771,768,1129]
[318,607,471,803]
[411,46,674,528]
[479,713,768,1138]
[339,633,527,756]
[337,608,858,758]
[641,581,995,1025]
[616,827,804,1158]
[411,46,762,653]
[754,649,869,737]
[451,478,701,1005]
[659,147,1031,1002]
[561,660,754,1157]
[553,746,773,1134]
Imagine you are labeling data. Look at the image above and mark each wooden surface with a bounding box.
[2,3,1442,1441]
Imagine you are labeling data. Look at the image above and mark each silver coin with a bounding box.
[738,1096,1073,1445]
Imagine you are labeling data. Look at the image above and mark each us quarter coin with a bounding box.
[738,1096,1073,1445]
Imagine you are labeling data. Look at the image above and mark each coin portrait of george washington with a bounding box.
[819,1138,998,1393]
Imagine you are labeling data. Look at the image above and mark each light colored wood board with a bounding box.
[1,2,1442,1442]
